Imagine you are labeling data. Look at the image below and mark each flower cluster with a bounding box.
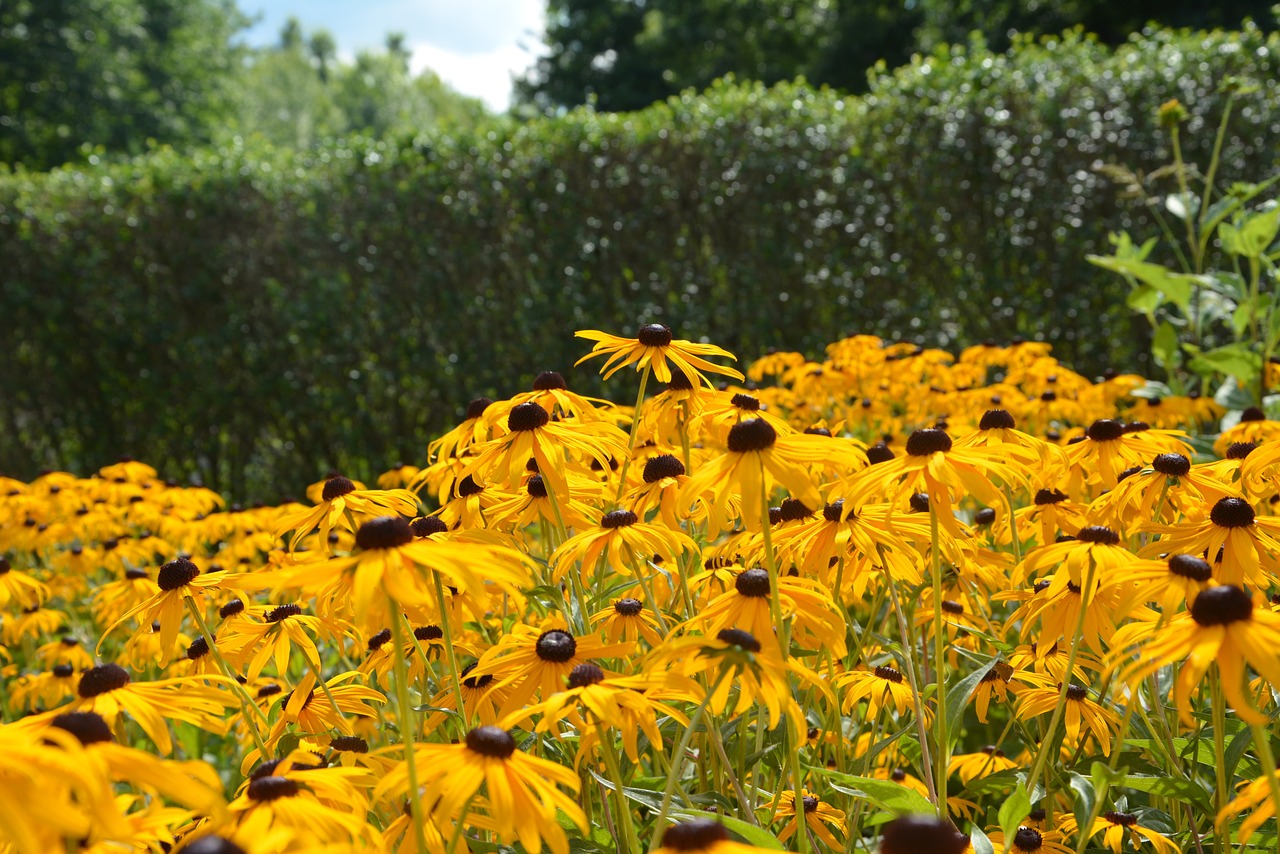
[1,328,1278,853]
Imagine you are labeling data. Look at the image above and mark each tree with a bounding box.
[0,0,248,170]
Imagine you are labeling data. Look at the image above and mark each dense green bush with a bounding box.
[2,25,1278,498]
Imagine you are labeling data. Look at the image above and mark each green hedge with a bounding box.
[2,26,1279,498]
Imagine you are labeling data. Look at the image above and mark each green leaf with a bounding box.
[945,656,996,729]
[1068,772,1096,832]
[672,809,784,850]
[970,826,995,854]
[1239,205,1280,257]
[999,784,1032,847]
[1152,321,1180,370]
[1086,254,1196,316]
[1113,775,1211,811]
[813,767,935,814]
[1188,343,1261,386]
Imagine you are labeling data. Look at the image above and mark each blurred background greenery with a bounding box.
[1,1,1278,497]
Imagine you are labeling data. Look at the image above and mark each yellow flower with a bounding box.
[1017,678,1120,753]
[1218,769,1280,844]
[376,725,587,854]
[685,567,847,657]
[0,555,48,610]
[949,745,1018,785]
[550,508,697,586]
[835,663,922,720]
[1140,496,1280,588]
[575,324,744,387]
[1110,585,1280,724]
[1057,811,1180,854]
[768,790,846,848]
[272,475,418,553]
[591,596,666,647]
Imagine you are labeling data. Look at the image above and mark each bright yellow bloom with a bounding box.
[1057,811,1180,854]
[273,475,418,553]
[575,324,744,387]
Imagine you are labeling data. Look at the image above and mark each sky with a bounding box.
[240,0,548,111]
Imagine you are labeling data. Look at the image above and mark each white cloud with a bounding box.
[243,0,547,111]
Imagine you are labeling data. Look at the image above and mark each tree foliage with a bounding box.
[0,0,248,170]
[518,0,1278,110]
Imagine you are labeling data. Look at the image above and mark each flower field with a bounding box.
[5,326,1280,854]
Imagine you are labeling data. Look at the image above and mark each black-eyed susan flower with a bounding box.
[502,662,697,766]
[1111,584,1280,723]
[464,400,629,500]
[1017,678,1120,753]
[1092,452,1235,533]
[1218,769,1280,844]
[686,567,847,656]
[271,515,529,633]
[683,417,841,534]
[591,596,665,647]
[1056,811,1180,854]
[837,427,1023,538]
[768,790,846,848]
[1062,418,1189,496]
[377,725,587,854]
[423,660,511,730]
[220,603,355,682]
[272,475,418,553]
[987,826,1074,854]
[260,670,384,753]
[880,814,970,854]
[226,752,378,846]
[576,324,744,387]
[1012,488,1089,549]
[949,745,1018,785]
[1140,496,1280,588]
[0,555,48,610]
[835,663,921,720]
[550,508,696,586]
[467,620,632,718]
[97,556,241,667]
[50,663,234,755]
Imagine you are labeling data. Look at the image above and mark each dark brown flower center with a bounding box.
[644,454,686,482]
[1242,406,1266,422]
[455,475,484,497]
[1076,525,1120,544]
[1191,585,1253,626]
[1210,497,1255,528]
[1168,554,1212,581]
[50,711,114,745]
[266,604,303,623]
[638,324,673,347]
[220,598,245,618]
[1152,453,1191,476]
[823,500,846,522]
[727,418,777,453]
[367,628,392,651]
[356,516,414,550]
[880,815,969,854]
[532,371,567,391]
[465,725,517,758]
[187,636,211,660]
[535,630,577,663]
[461,661,493,690]
[1034,489,1067,506]
[331,735,368,753]
[567,662,605,689]
[909,493,930,513]
[1227,441,1258,460]
[661,819,729,850]
[1014,827,1043,851]
[411,516,448,537]
[717,628,761,653]
[125,567,148,580]
[526,474,548,497]
[731,393,761,411]
[735,568,771,598]
[247,776,299,801]
[979,409,1016,430]
[874,665,904,683]
[183,837,248,854]
[802,795,819,813]
[321,476,356,501]
[1085,419,1124,442]
[1065,683,1088,701]
[866,443,895,465]
[614,598,643,616]
[157,557,200,591]
[508,401,551,432]
[465,397,494,420]
[906,428,952,456]
[941,600,964,614]
[1103,811,1138,826]
[778,498,814,522]
[601,509,638,529]
[53,663,74,677]
[78,663,130,698]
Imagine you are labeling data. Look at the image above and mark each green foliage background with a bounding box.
[3,27,1279,498]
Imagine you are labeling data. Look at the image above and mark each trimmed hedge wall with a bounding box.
[3,26,1279,498]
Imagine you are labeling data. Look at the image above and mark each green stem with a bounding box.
[928,503,949,820]
[1210,668,1229,854]
[431,571,471,730]
[183,595,269,757]
[616,365,652,502]
[649,669,728,850]
[879,563,939,805]
[598,723,640,854]
[388,590,430,854]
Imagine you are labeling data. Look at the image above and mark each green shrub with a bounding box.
[2,25,1278,497]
